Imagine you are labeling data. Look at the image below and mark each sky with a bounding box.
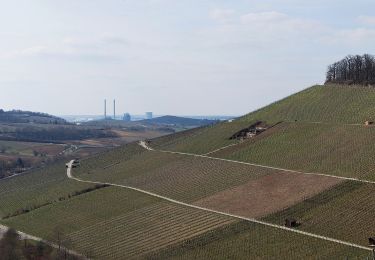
[1,0,375,117]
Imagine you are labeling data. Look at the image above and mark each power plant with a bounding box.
[103,99,151,121]
[104,99,117,120]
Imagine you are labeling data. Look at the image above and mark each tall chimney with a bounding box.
[113,99,116,120]
[104,99,107,119]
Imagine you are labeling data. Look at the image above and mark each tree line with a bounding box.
[326,54,375,85]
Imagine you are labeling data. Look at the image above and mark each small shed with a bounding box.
[285,218,298,228]
[365,121,374,126]
[369,237,375,246]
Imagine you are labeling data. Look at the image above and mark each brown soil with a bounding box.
[193,171,343,219]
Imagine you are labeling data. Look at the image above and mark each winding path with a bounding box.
[66,158,372,253]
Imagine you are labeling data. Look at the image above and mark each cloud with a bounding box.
[358,15,375,25]
[1,36,125,62]
[320,28,375,45]
[209,8,235,23]
[240,11,288,24]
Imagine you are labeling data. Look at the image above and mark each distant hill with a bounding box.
[140,115,219,127]
[0,109,67,124]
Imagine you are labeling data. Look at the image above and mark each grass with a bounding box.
[75,149,279,203]
[213,122,375,180]
[0,160,95,219]
[146,221,371,259]
[263,181,375,247]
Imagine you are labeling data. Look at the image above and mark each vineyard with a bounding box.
[0,160,94,219]
[150,120,252,154]
[241,85,375,124]
[146,221,371,259]
[263,181,375,246]
[3,84,375,258]
[213,122,375,180]
[2,186,236,259]
[76,149,285,203]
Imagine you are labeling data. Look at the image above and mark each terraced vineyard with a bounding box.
[213,122,375,180]
[147,221,371,259]
[0,160,94,218]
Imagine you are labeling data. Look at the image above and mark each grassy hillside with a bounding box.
[213,122,375,180]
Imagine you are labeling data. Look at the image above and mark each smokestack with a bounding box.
[104,99,107,119]
[113,99,116,120]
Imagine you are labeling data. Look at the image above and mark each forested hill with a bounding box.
[0,109,67,124]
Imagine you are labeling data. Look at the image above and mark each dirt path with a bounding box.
[67,160,372,252]
[141,142,375,185]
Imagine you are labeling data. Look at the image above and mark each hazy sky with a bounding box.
[1,0,375,116]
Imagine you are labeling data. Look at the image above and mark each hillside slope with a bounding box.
[2,84,375,258]
[242,84,375,124]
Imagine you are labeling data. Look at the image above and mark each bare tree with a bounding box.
[326,54,375,85]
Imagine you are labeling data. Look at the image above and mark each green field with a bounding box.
[263,181,375,247]
[213,122,375,180]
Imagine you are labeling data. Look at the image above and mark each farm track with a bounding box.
[67,159,372,252]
